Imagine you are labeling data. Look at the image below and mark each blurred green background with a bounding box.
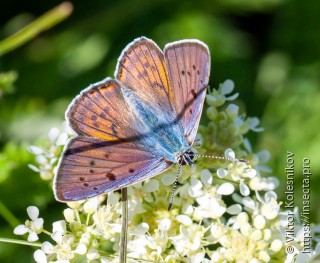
[1,0,319,262]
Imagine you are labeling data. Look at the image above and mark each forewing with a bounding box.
[164,40,210,145]
[67,78,142,142]
[116,37,176,116]
[54,136,172,201]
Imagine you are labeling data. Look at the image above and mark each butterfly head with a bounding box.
[178,148,197,166]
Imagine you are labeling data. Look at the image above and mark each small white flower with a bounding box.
[107,192,120,205]
[190,251,206,262]
[52,231,63,243]
[226,104,239,119]
[221,79,239,101]
[56,132,68,146]
[194,195,226,219]
[210,222,225,239]
[253,215,266,230]
[226,204,242,215]
[247,117,264,132]
[161,173,176,185]
[270,239,283,252]
[14,206,44,242]
[42,241,54,254]
[63,208,76,223]
[217,168,228,178]
[188,178,203,197]
[75,243,87,255]
[53,220,67,234]
[170,225,204,256]
[48,127,60,142]
[237,212,249,226]
[83,197,100,214]
[28,145,44,155]
[144,179,159,192]
[242,196,256,210]
[225,148,236,160]
[66,200,85,209]
[257,191,281,220]
[240,181,250,196]
[250,176,279,191]
[131,223,149,235]
[200,169,212,187]
[221,79,235,95]
[158,218,171,231]
[217,183,235,195]
[34,249,47,263]
[182,203,194,215]
[176,215,192,226]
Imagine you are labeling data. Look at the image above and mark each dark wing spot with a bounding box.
[111,123,117,135]
[191,89,197,98]
[189,109,193,114]
[142,70,148,77]
[187,71,191,76]
[104,153,109,159]
[200,79,203,84]
[100,113,106,119]
[79,177,85,182]
[137,73,143,79]
[65,149,74,156]
[153,82,162,89]
[93,122,99,128]
[89,169,94,174]
[144,62,150,68]
[129,168,135,173]
[90,160,95,166]
[83,183,89,187]
[91,115,97,121]
[192,65,196,70]
[197,69,200,75]
[93,187,97,190]
[181,70,185,75]
[106,172,116,181]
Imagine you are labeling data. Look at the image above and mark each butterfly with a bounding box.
[54,37,210,202]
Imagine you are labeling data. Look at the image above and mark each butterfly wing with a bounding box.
[115,37,189,157]
[66,78,143,142]
[55,136,172,201]
[164,40,211,145]
[56,76,175,201]
[115,37,176,118]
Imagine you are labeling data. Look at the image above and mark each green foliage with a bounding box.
[0,71,17,96]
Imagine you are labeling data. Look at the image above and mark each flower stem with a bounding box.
[0,237,42,247]
[0,200,20,227]
[42,229,52,236]
[0,2,73,56]
[119,187,128,263]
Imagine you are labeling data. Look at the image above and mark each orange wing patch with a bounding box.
[116,37,175,114]
[67,79,142,142]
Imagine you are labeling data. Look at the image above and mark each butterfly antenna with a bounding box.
[168,162,182,211]
[194,153,248,164]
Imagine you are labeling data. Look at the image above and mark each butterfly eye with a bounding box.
[179,149,195,166]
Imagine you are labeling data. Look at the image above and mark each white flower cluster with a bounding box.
[14,80,319,262]
[28,126,73,180]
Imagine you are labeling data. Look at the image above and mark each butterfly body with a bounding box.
[119,81,189,163]
[54,37,210,202]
